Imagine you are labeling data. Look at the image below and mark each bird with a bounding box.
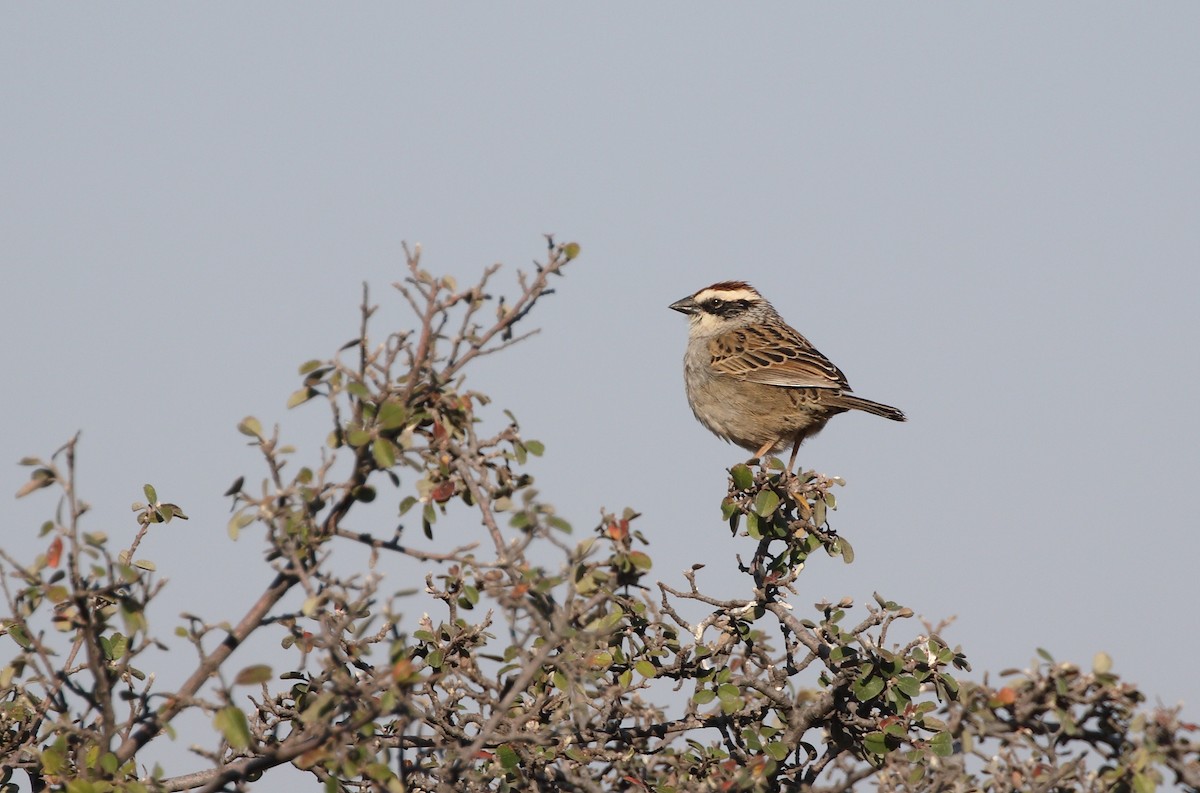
[669,281,905,471]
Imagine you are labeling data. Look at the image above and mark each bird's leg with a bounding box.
[786,434,803,474]
[752,439,776,467]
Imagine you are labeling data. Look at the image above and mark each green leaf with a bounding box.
[590,651,613,669]
[746,511,761,539]
[585,607,625,633]
[752,489,780,518]
[813,497,827,526]
[720,497,737,521]
[214,706,251,750]
[853,674,885,702]
[160,503,188,521]
[863,731,889,756]
[524,439,545,456]
[602,607,626,631]
[635,660,657,678]
[497,744,520,770]
[228,511,255,541]
[133,559,156,571]
[741,729,762,751]
[730,463,754,491]
[237,416,263,438]
[299,692,335,725]
[8,624,32,649]
[921,715,947,731]
[378,400,409,430]
[563,241,581,260]
[15,468,55,498]
[287,387,316,409]
[895,676,921,698]
[104,633,128,661]
[234,664,274,685]
[628,551,652,571]
[692,689,716,704]
[929,730,953,757]
[837,537,855,564]
[574,569,599,595]
[372,439,397,469]
[40,745,66,774]
[143,484,158,504]
[764,742,789,761]
[298,359,324,375]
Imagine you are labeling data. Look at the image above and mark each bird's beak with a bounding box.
[669,296,699,315]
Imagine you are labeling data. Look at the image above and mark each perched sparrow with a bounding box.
[669,281,905,470]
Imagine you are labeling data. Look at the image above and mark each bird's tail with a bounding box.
[833,394,907,422]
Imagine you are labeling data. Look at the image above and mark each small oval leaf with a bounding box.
[234,664,274,686]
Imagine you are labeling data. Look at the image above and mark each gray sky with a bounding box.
[4,4,1198,786]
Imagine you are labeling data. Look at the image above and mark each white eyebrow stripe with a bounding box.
[694,288,760,302]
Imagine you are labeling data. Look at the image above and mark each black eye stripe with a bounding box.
[703,298,752,316]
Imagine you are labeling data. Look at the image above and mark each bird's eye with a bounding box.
[707,299,724,310]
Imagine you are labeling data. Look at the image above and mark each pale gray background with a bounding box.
[3,4,1198,787]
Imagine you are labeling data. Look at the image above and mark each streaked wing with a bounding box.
[708,324,849,389]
